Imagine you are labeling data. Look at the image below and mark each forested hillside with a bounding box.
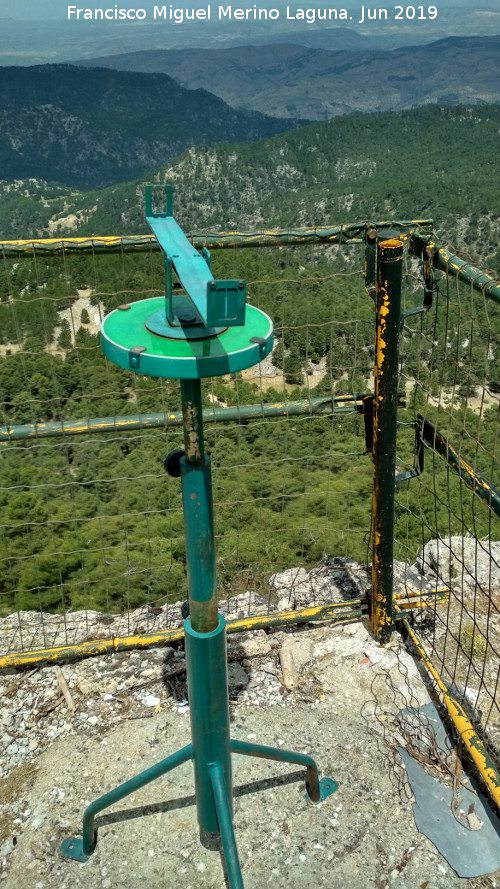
[0,102,499,617]
[0,64,304,189]
[0,238,499,616]
[3,104,497,273]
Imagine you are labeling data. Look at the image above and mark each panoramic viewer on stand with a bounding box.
[59,185,337,889]
[1,1,500,887]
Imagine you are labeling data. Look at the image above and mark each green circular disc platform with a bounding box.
[100,297,273,379]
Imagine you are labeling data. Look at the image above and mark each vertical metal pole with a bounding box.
[185,616,232,833]
[179,378,218,633]
[209,763,244,889]
[371,239,403,643]
[179,378,232,835]
[180,377,205,464]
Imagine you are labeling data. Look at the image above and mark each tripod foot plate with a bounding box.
[59,837,91,862]
[306,776,338,805]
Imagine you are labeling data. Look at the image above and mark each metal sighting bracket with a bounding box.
[145,184,246,329]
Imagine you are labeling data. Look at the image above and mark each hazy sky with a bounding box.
[10,0,255,17]
[7,0,213,17]
[1,0,470,19]
[2,0,66,17]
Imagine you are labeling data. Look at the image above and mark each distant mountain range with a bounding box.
[1,3,499,65]
[0,64,304,189]
[0,19,402,66]
[73,35,500,120]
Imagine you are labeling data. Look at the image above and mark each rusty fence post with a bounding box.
[370,238,404,642]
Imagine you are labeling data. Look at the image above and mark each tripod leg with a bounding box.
[60,743,192,861]
[209,763,245,889]
[230,739,337,803]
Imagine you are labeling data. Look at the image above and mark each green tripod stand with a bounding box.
[60,186,337,888]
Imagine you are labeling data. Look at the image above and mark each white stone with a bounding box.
[143,694,160,707]
[30,803,47,830]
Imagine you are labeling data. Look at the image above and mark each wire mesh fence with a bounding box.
[0,236,375,655]
[3,225,500,783]
[396,239,500,759]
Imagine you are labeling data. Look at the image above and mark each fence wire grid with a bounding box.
[396,242,500,759]
[0,239,374,654]
[2,228,500,775]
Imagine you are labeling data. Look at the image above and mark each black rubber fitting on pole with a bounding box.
[164,448,185,477]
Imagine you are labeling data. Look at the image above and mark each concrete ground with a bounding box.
[1,619,500,889]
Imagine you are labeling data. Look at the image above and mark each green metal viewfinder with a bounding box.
[145,184,246,329]
[100,185,272,378]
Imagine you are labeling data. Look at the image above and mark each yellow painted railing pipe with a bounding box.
[0,600,364,670]
[399,611,500,811]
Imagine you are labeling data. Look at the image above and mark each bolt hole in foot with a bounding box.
[320,777,339,799]
[60,837,90,862]
[307,777,338,804]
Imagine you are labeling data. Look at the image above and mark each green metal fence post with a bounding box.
[370,238,404,643]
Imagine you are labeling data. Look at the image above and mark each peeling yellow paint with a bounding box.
[424,420,500,516]
[0,600,365,671]
[399,611,500,808]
